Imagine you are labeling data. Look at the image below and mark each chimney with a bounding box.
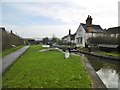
[86,15,93,33]
[10,30,13,33]
[69,29,71,35]
[86,15,92,27]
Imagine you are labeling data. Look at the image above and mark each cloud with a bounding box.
[4,24,78,38]
[1,0,119,38]
[3,0,119,26]
[0,2,2,26]
[2,0,68,2]
[5,2,87,24]
[118,1,120,26]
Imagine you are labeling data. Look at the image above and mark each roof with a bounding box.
[0,27,5,30]
[62,33,76,40]
[81,23,104,33]
[62,35,68,39]
[97,44,119,48]
[106,26,120,34]
[70,34,76,40]
[1,27,7,33]
[35,38,43,41]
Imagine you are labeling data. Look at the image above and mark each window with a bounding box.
[79,37,82,44]
[77,38,79,44]
[77,37,82,44]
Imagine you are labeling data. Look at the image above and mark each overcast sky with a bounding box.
[1,0,119,38]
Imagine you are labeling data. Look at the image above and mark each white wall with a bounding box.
[63,35,71,43]
[66,35,71,43]
[75,25,86,47]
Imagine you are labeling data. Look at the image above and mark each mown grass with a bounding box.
[0,45,24,57]
[2,45,91,88]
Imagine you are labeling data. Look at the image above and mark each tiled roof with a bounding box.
[62,35,68,39]
[81,23,104,33]
[106,26,120,34]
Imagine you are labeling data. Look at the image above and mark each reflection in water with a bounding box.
[97,69,118,88]
[85,55,120,88]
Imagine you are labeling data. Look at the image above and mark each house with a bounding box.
[62,29,75,44]
[62,15,104,47]
[24,38,38,45]
[106,26,120,38]
[75,15,105,47]
[35,38,43,44]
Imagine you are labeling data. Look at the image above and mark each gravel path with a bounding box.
[0,46,30,75]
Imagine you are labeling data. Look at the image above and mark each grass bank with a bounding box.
[0,45,24,57]
[3,45,91,88]
[95,51,120,57]
[78,47,120,57]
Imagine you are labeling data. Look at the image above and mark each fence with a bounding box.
[1,27,25,50]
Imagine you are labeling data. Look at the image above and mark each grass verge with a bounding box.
[95,51,120,57]
[2,45,91,88]
[78,47,120,57]
[0,45,24,57]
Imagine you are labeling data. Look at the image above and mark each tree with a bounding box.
[42,37,49,44]
[50,37,57,44]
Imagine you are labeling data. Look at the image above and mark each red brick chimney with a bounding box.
[86,15,93,33]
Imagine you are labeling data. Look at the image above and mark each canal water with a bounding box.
[85,55,120,89]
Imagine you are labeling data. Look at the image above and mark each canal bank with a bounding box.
[85,54,119,89]
[56,48,104,88]
[80,54,106,88]
[56,47,107,88]
[52,46,119,89]
[73,51,119,89]
[73,53,107,88]
[71,50,120,61]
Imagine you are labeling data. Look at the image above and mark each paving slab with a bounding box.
[0,46,30,75]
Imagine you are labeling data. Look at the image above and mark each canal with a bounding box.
[85,55,120,89]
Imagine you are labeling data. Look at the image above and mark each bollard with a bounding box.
[64,50,70,59]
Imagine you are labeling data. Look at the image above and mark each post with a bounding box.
[64,50,70,59]
[88,45,91,52]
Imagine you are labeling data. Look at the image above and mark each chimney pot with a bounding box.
[69,29,71,35]
[11,30,13,33]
